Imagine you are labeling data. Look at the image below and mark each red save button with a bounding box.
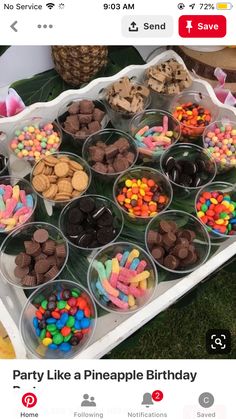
[179,15,226,38]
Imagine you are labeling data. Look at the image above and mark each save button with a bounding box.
[179,15,226,38]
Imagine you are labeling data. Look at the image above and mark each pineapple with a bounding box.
[51,46,108,86]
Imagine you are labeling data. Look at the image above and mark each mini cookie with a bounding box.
[72,171,89,191]
[58,156,71,162]
[72,190,82,198]
[48,175,58,184]
[58,179,73,194]
[42,165,53,175]
[54,192,72,201]
[43,184,58,199]
[44,155,59,166]
[54,162,70,177]
[69,160,83,171]
[32,174,50,192]
[33,160,45,176]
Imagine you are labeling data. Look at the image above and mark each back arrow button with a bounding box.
[10,21,18,32]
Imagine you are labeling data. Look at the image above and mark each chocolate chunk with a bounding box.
[33,228,49,243]
[79,100,95,114]
[64,115,80,132]
[21,275,37,287]
[68,102,80,115]
[44,266,59,280]
[42,240,56,256]
[97,227,115,245]
[123,151,135,164]
[115,137,130,153]
[93,108,105,122]
[172,245,188,259]
[159,220,173,234]
[164,255,179,270]
[34,259,51,274]
[151,246,165,260]
[178,229,196,242]
[79,197,95,213]
[68,207,84,224]
[107,165,115,173]
[55,244,67,259]
[105,144,119,160]
[14,266,29,279]
[88,120,101,133]
[113,157,130,172]
[35,253,48,262]
[78,114,93,124]
[92,162,108,173]
[89,146,105,163]
[24,241,41,257]
[162,232,176,247]
[15,252,31,268]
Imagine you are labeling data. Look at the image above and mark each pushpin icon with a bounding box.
[186,20,193,33]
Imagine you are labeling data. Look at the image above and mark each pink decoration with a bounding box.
[214,68,236,107]
[0,88,25,117]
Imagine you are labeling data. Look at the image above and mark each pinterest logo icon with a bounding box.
[22,393,37,408]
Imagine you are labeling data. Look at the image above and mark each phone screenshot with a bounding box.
[0,0,235,418]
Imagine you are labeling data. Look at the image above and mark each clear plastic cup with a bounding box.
[82,128,138,182]
[30,152,91,209]
[170,91,219,140]
[87,241,158,314]
[145,210,211,275]
[20,280,97,359]
[203,119,236,173]
[0,221,69,289]
[59,194,124,251]
[160,143,217,193]
[195,181,236,241]
[8,117,62,166]
[0,176,37,234]
[102,81,151,132]
[57,98,109,150]
[113,166,173,225]
[129,109,181,161]
[0,153,9,176]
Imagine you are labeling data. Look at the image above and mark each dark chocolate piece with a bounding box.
[33,228,49,243]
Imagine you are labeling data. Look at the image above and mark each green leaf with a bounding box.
[11,69,73,105]
[0,46,10,56]
[108,46,145,67]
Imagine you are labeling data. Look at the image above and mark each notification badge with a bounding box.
[22,393,37,408]
[152,390,164,402]
[179,15,227,37]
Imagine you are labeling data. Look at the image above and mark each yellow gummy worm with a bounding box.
[111,257,120,274]
[102,279,119,297]
[129,271,150,283]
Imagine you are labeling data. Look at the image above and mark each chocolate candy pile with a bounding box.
[92,248,152,311]
[33,287,92,353]
[64,196,117,248]
[88,137,135,174]
[62,100,105,141]
[116,177,169,218]
[146,59,192,94]
[106,77,150,114]
[147,220,198,271]
[163,155,210,188]
[32,154,89,201]
[14,228,67,287]
[0,154,8,174]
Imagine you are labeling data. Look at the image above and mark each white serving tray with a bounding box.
[0,50,236,359]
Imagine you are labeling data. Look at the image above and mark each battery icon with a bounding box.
[216,2,233,9]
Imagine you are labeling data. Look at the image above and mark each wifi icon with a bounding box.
[46,2,55,9]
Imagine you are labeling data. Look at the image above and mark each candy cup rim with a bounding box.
[87,241,158,315]
[0,221,69,289]
[160,142,217,191]
[113,166,173,221]
[82,128,139,177]
[0,175,38,234]
[19,279,97,359]
[30,151,92,204]
[145,209,211,275]
[195,181,236,239]
[8,118,62,163]
[58,193,125,251]
[57,97,109,139]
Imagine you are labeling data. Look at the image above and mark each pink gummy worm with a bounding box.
[108,295,129,310]
[102,279,119,297]
[2,198,17,218]
[143,137,155,150]
[19,190,26,205]
[163,115,169,134]
[116,281,129,295]
[3,185,13,202]
[152,126,163,132]
[120,267,136,278]
[136,260,147,274]
[129,285,145,298]
[115,253,123,262]
[137,125,149,136]
[14,207,30,219]
[109,273,119,288]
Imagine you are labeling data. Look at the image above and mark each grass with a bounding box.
[105,269,236,359]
